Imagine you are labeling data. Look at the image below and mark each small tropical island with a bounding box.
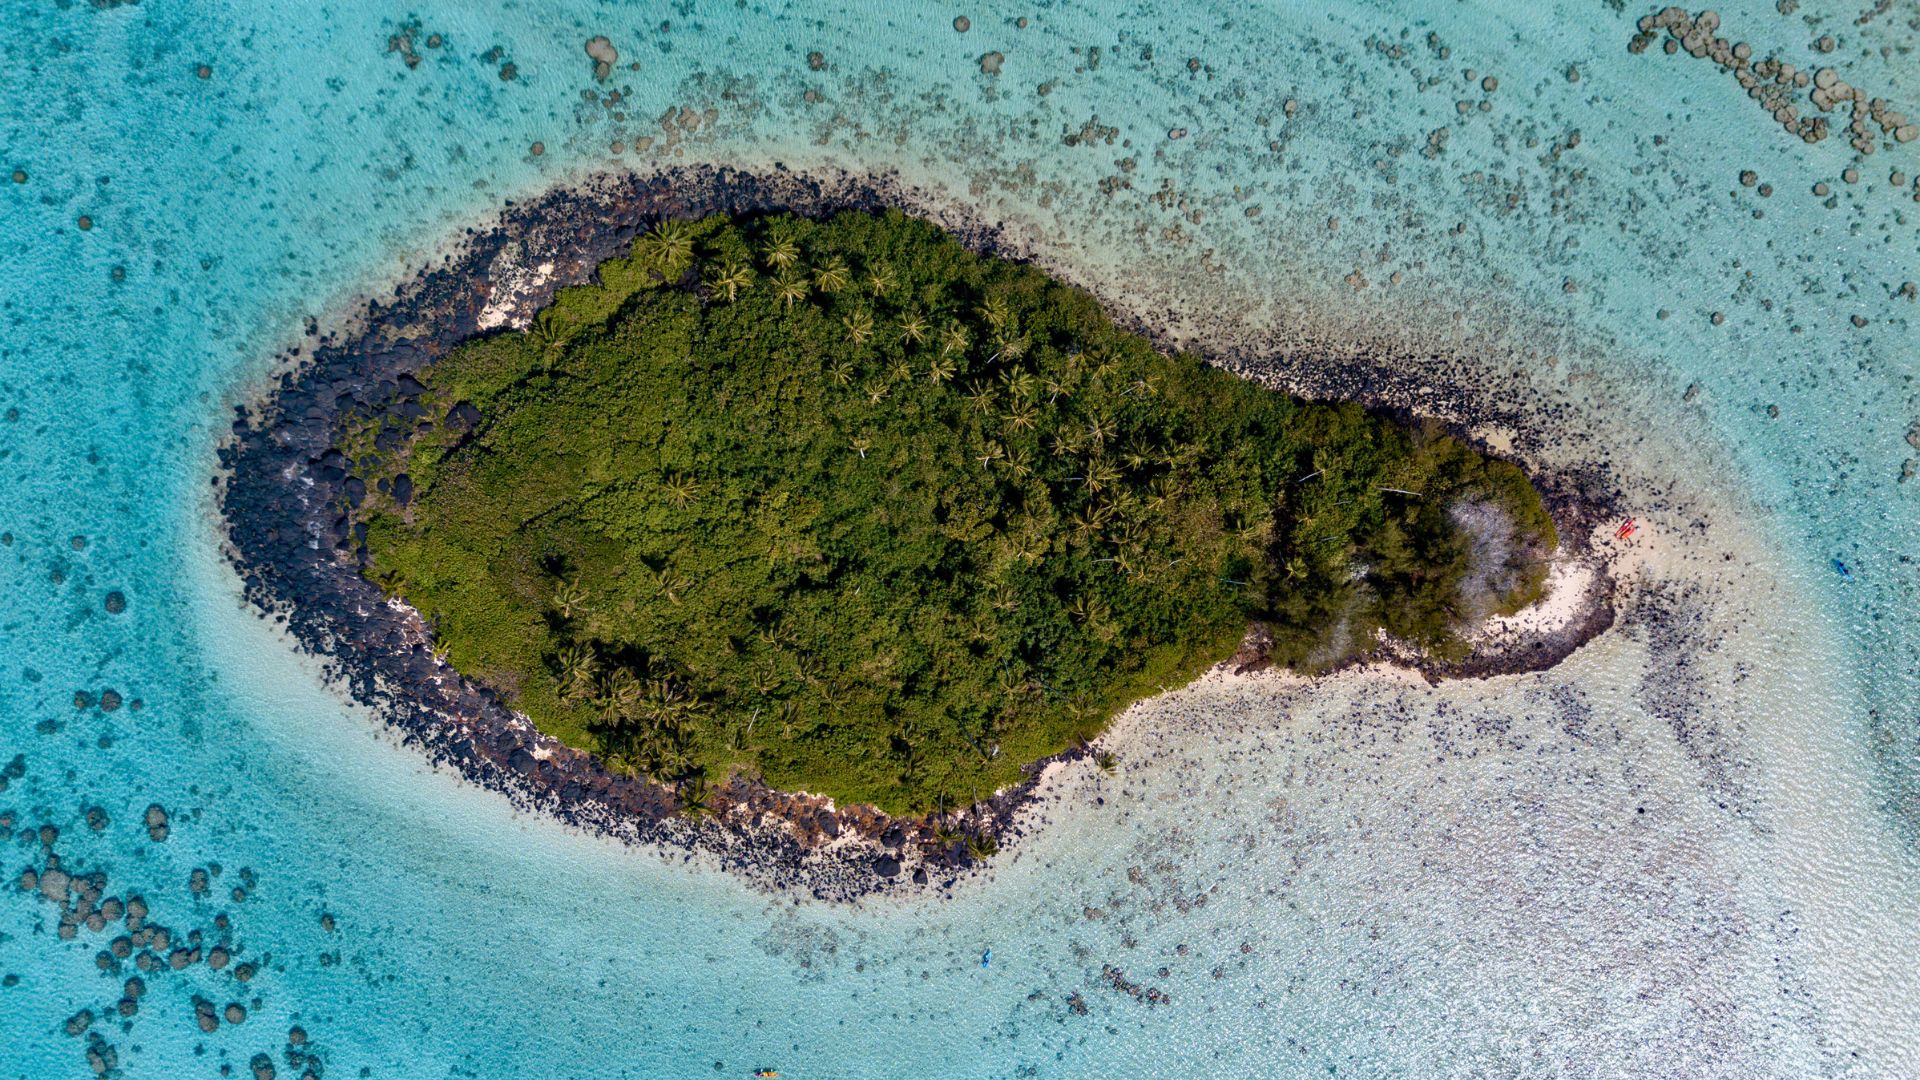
[336,208,1557,818]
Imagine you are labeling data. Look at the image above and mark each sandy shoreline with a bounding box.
[216,165,1619,902]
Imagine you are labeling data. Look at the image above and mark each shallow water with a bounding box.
[4,0,1917,1076]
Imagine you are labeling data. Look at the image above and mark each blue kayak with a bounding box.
[980,948,992,968]
[1833,559,1852,579]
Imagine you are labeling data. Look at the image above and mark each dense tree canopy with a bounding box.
[344,210,1554,814]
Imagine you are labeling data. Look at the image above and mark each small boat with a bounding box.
[1833,559,1852,579]
[980,948,992,968]
[752,1071,779,1078]
[1615,517,1638,540]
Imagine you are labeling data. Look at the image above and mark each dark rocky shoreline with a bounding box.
[216,165,1617,902]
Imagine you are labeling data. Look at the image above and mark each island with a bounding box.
[342,208,1554,815]
[220,170,1603,897]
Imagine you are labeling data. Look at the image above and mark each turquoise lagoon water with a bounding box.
[4,0,1918,1076]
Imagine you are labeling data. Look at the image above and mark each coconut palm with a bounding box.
[1068,506,1111,544]
[897,312,929,346]
[867,262,896,297]
[661,472,699,506]
[705,259,753,302]
[998,368,1036,400]
[637,220,694,277]
[677,776,712,817]
[556,643,598,702]
[939,323,969,358]
[813,256,850,294]
[926,355,957,386]
[978,294,1013,333]
[928,818,962,849]
[992,335,1029,363]
[773,270,808,309]
[761,233,800,271]
[553,578,591,620]
[529,310,566,359]
[654,569,691,606]
[593,688,629,730]
[964,831,1000,860]
[1082,458,1121,493]
[842,307,875,344]
[1144,475,1182,512]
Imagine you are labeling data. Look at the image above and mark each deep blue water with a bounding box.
[4,1,1918,1076]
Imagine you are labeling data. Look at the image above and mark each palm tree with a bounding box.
[965,831,1000,860]
[556,643,598,702]
[929,818,962,849]
[1003,404,1036,432]
[1069,506,1111,544]
[705,259,753,302]
[553,578,591,620]
[529,310,567,365]
[1082,458,1121,494]
[773,270,808,310]
[962,379,995,414]
[998,368,1036,400]
[867,262,897,297]
[677,776,712,817]
[761,233,800,271]
[593,688,628,730]
[897,312,929,347]
[1094,750,1118,774]
[1006,531,1043,562]
[1085,413,1115,446]
[863,379,890,405]
[842,307,875,344]
[1144,475,1181,512]
[655,569,691,606]
[637,220,694,278]
[926,355,957,386]
[813,256,850,294]
[661,472,699,506]
[939,323,969,358]
[849,435,873,459]
[827,360,855,387]
[978,294,1013,333]
[1067,594,1111,626]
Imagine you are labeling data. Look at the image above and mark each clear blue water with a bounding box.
[4,1,1918,1076]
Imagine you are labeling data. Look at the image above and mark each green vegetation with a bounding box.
[345,210,1555,815]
